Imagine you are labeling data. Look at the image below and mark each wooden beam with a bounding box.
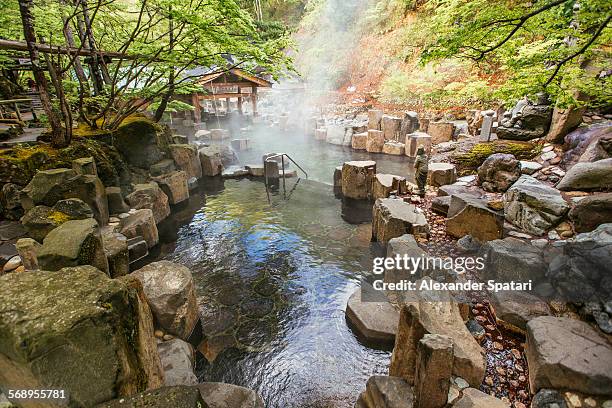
[199,93,242,99]
[0,38,133,60]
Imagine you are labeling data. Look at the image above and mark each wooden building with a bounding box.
[191,68,271,122]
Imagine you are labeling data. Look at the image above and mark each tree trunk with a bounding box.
[154,10,175,122]
[18,0,69,147]
[60,1,89,95]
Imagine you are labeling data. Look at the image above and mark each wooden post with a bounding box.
[251,86,258,116]
[225,97,231,113]
[237,88,243,115]
[192,93,201,123]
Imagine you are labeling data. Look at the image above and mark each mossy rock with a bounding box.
[0,266,157,407]
[0,138,131,189]
[113,118,173,169]
[451,140,541,174]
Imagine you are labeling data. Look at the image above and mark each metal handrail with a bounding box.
[263,153,308,202]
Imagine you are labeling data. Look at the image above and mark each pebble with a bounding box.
[592,115,602,120]
[511,349,521,360]
[565,392,582,407]
[2,256,22,272]
[548,230,561,240]
[496,367,506,376]
[448,386,461,404]
[14,266,25,273]
[602,401,612,408]
[163,334,174,341]
[584,398,596,407]
[550,157,561,165]
[514,402,526,408]
[541,151,557,161]
[454,377,469,389]
[154,330,164,339]
[485,376,494,386]
[109,217,120,223]
[508,231,532,239]
[542,145,554,153]
[493,341,503,350]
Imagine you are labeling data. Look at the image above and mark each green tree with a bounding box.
[420,0,611,108]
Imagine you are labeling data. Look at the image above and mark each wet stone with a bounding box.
[201,307,238,335]
[240,296,275,318]
[254,278,278,297]
[236,319,274,348]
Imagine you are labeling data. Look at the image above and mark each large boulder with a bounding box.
[341,161,376,200]
[114,119,169,168]
[446,194,503,242]
[119,209,159,248]
[427,163,457,187]
[132,261,200,340]
[382,141,405,156]
[569,193,612,233]
[356,376,414,408]
[401,111,419,135]
[368,109,383,130]
[405,132,432,157]
[497,102,553,141]
[428,122,454,144]
[546,224,611,305]
[557,158,612,191]
[157,339,198,386]
[21,199,94,242]
[150,159,176,177]
[526,316,612,396]
[480,237,547,283]
[126,182,171,224]
[490,290,551,332]
[545,106,586,143]
[372,198,429,243]
[477,153,521,192]
[197,383,265,408]
[105,186,130,214]
[372,174,408,199]
[345,285,399,348]
[21,169,109,226]
[97,386,205,408]
[504,175,569,235]
[389,280,486,387]
[0,266,163,407]
[37,218,109,274]
[169,144,202,180]
[153,171,189,205]
[198,147,224,176]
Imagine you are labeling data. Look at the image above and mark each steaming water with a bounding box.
[153,122,418,407]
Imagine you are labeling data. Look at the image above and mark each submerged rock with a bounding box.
[345,285,399,348]
[157,339,198,386]
[0,266,163,407]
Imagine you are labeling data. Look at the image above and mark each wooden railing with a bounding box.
[0,98,38,124]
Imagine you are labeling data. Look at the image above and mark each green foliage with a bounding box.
[420,0,612,108]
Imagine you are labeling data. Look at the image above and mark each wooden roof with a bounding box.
[195,68,271,87]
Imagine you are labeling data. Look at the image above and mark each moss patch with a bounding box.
[451,140,541,174]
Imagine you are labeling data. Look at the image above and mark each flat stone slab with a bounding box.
[453,388,508,408]
[356,376,414,408]
[346,286,399,348]
[526,316,612,396]
[372,198,429,243]
[197,382,264,408]
[490,290,550,332]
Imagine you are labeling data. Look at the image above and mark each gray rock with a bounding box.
[413,334,454,408]
[431,195,451,216]
[372,198,429,243]
[341,161,377,200]
[569,192,612,233]
[427,163,457,187]
[72,157,97,176]
[437,184,483,198]
[345,285,399,348]
[126,182,170,224]
[480,237,547,283]
[401,111,420,135]
[102,231,129,278]
[373,174,408,199]
[132,261,200,340]
[390,280,486,387]
[169,144,202,180]
[557,158,612,191]
[157,339,198,386]
[355,376,414,408]
[119,209,159,248]
[477,153,521,192]
[199,146,224,176]
[0,182,23,220]
[504,175,569,235]
[497,103,553,141]
[531,389,568,408]
[453,388,509,408]
[446,194,503,242]
[520,161,543,175]
[150,159,177,177]
[105,186,130,215]
[526,316,612,396]
[490,290,551,331]
[37,218,109,274]
[0,266,163,407]
[197,383,264,408]
[153,171,189,205]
